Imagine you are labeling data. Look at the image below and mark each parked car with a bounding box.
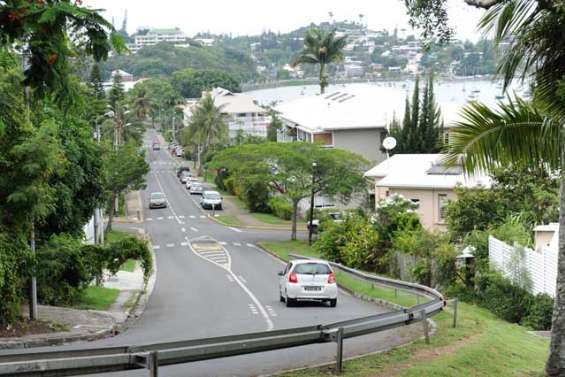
[149,192,167,209]
[307,212,344,232]
[185,177,199,190]
[175,146,184,157]
[179,170,192,183]
[200,191,223,210]
[176,166,191,178]
[278,260,337,307]
[152,142,160,151]
[189,182,204,195]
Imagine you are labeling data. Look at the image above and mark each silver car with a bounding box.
[190,182,204,195]
[149,192,167,209]
[200,191,222,210]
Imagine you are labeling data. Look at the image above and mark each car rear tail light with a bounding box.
[327,272,336,284]
[289,273,298,283]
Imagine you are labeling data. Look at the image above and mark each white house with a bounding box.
[365,154,491,231]
[127,27,191,53]
[184,88,271,140]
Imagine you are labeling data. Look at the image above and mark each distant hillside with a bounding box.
[100,43,257,81]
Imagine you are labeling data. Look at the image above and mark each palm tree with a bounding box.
[131,86,151,121]
[187,93,227,171]
[446,2,565,375]
[292,28,347,94]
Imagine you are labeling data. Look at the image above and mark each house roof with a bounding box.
[274,87,400,132]
[366,154,491,190]
[210,87,265,115]
[111,69,132,77]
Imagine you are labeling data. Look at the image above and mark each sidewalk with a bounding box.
[0,225,154,350]
[114,190,144,224]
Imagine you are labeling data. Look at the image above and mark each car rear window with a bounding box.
[293,263,331,275]
[151,193,165,199]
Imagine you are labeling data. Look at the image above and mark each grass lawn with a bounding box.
[74,286,120,311]
[119,259,137,272]
[260,240,549,377]
[105,229,131,244]
[251,213,292,225]
[216,214,244,227]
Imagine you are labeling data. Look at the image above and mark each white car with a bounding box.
[179,171,192,183]
[200,190,223,210]
[190,182,204,195]
[185,177,199,190]
[279,260,337,307]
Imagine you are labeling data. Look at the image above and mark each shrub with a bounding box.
[474,272,532,324]
[314,221,347,264]
[268,196,293,220]
[523,294,554,330]
[0,232,31,324]
[240,180,271,213]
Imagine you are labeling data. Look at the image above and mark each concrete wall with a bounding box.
[377,188,457,232]
[332,128,386,164]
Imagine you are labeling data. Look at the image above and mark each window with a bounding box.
[438,194,449,222]
[293,263,332,275]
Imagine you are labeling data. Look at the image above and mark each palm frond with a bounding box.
[444,97,561,174]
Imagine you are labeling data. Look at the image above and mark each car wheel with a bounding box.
[286,297,294,307]
[218,205,223,210]
[329,299,337,308]
[280,294,285,303]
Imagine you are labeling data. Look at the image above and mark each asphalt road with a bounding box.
[2,130,420,377]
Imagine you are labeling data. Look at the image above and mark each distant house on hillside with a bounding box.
[102,70,144,92]
[111,69,134,82]
[127,27,191,53]
[274,88,398,164]
[183,87,271,140]
[365,154,491,231]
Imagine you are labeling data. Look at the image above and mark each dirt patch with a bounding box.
[373,332,481,377]
[0,320,64,338]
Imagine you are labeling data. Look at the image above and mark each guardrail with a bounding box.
[0,255,448,377]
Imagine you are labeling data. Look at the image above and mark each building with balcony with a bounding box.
[128,28,191,53]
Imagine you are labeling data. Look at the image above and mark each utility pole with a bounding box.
[308,162,317,246]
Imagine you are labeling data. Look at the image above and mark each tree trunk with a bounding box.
[106,193,116,233]
[546,171,565,376]
[291,199,299,241]
[319,63,327,94]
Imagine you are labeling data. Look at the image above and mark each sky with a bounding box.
[85,0,486,41]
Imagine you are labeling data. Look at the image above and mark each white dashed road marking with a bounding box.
[146,217,153,221]
[190,226,199,232]
[266,305,278,317]
[181,227,186,232]
[167,216,174,220]
[233,242,241,247]
[157,217,164,220]
[166,243,175,248]
[248,304,258,315]
[229,227,243,233]
[152,245,160,250]
[246,243,255,248]
[238,275,247,284]
[226,274,234,282]
[219,241,227,245]
[178,215,185,219]
[180,242,188,246]
[190,216,196,219]
[200,215,206,219]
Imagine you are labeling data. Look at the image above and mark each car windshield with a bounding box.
[206,193,221,199]
[151,193,165,199]
[181,171,191,177]
[192,183,202,188]
[293,263,331,275]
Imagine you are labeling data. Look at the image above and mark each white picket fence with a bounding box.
[488,236,557,297]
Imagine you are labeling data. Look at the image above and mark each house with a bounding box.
[184,88,271,140]
[274,87,401,164]
[111,69,134,82]
[365,154,491,231]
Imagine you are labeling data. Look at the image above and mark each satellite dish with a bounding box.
[382,137,397,151]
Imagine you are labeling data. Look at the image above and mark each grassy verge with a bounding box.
[215,214,244,227]
[105,229,131,244]
[251,213,292,225]
[279,302,548,377]
[119,259,137,272]
[260,240,548,377]
[74,287,120,311]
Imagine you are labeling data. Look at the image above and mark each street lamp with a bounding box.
[308,162,318,245]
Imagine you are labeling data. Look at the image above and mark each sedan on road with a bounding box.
[200,191,223,210]
[185,177,199,190]
[279,260,337,307]
[179,170,192,183]
[189,182,204,195]
[149,192,167,209]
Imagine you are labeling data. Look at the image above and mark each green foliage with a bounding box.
[0,0,123,100]
[36,232,152,307]
[446,166,559,239]
[392,228,457,287]
[0,231,30,324]
[292,28,347,94]
[210,142,367,239]
[171,69,241,98]
[268,196,293,220]
[315,213,381,270]
[239,180,271,213]
[267,111,283,142]
[523,294,554,331]
[102,43,257,81]
[390,72,442,153]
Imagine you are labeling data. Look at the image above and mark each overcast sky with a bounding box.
[85,0,486,41]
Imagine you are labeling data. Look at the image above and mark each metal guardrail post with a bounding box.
[452,298,459,328]
[420,310,430,345]
[149,351,159,377]
[336,327,344,374]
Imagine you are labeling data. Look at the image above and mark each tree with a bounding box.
[102,142,149,232]
[292,28,347,94]
[0,0,124,99]
[108,72,125,111]
[171,68,241,98]
[210,142,367,240]
[129,84,151,121]
[185,93,228,170]
[267,111,283,142]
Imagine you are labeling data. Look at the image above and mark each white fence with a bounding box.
[488,236,557,297]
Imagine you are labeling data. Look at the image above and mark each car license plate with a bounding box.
[303,286,321,291]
